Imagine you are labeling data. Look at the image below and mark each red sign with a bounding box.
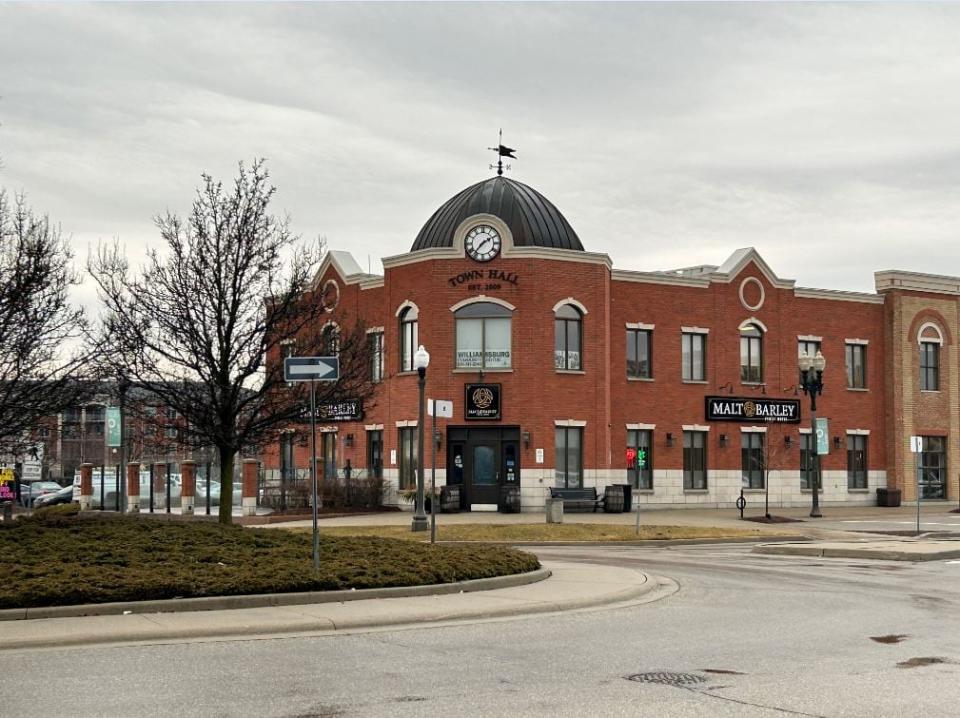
[625,448,637,467]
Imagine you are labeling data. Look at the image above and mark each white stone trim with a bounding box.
[681,326,709,334]
[395,300,419,318]
[739,317,768,333]
[739,277,765,311]
[554,419,587,427]
[626,423,656,430]
[365,326,384,334]
[319,426,338,434]
[612,269,710,288]
[799,428,812,434]
[740,426,768,433]
[552,297,589,315]
[364,424,384,431]
[382,242,612,270]
[626,322,655,330]
[918,322,945,345]
[845,338,869,345]
[449,295,516,313]
[846,429,871,435]
[798,334,822,342]
[682,424,711,432]
[875,269,960,296]
[795,287,884,304]
[395,420,418,427]
[712,248,795,289]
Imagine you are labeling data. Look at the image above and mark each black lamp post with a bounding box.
[799,350,827,518]
[412,345,430,532]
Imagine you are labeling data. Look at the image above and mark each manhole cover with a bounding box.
[626,672,708,687]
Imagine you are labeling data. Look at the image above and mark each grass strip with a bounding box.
[0,506,539,609]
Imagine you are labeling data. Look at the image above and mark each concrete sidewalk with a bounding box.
[754,538,960,561]
[0,561,672,652]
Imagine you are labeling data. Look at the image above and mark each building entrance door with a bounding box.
[447,426,520,510]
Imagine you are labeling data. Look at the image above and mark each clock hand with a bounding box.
[476,237,491,252]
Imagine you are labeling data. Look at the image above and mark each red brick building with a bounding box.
[264,174,956,511]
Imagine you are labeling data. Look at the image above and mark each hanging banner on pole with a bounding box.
[816,418,829,455]
[106,407,122,447]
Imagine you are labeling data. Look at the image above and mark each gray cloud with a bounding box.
[2,2,960,300]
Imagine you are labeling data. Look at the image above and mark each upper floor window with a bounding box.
[920,342,940,391]
[739,323,763,383]
[798,339,821,359]
[627,328,652,379]
[321,324,340,355]
[681,332,706,381]
[845,343,867,389]
[399,305,418,372]
[369,331,384,383]
[455,301,512,369]
[554,304,583,371]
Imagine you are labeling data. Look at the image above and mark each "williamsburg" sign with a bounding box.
[705,396,801,423]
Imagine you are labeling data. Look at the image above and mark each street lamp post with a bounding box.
[412,345,430,532]
[799,350,827,518]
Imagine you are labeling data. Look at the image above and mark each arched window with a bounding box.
[455,301,512,369]
[919,323,944,391]
[321,323,340,355]
[399,306,418,372]
[554,304,583,370]
[740,323,763,382]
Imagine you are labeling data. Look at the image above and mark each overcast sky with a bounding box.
[3,2,960,305]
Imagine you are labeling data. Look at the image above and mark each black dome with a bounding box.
[411,176,583,252]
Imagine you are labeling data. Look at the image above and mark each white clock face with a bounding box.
[465,225,502,262]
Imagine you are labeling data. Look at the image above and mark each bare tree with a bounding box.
[0,190,93,454]
[90,159,375,523]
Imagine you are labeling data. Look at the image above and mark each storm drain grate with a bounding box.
[625,672,708,687]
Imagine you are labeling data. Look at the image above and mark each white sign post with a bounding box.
[283,356,340,572]
[910,436,923,533]
[427,399,453,543]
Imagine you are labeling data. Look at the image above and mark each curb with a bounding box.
[752,543,960,562]
[430,535,811,548]
[0,567,551,622]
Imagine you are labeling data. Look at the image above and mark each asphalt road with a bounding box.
[6,543,960,718]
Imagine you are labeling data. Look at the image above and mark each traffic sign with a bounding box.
[910,436,922,453]
[284,356,339,382]
[428,399,453,418]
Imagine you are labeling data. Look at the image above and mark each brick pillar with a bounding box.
[126,462,141,513]
[78,463,94,511]
[153,462,166,511]
[181,460,196,516]
[241,459,259,516]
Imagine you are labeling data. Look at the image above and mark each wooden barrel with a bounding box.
[500,486,521,513]
[604,485,625,513]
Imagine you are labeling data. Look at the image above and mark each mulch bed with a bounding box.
[743,515,804,524]
[0,504,540,609]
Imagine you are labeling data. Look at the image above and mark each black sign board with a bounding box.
[465,384,502,420]
[303,400,363,422]
[705,396,801,423]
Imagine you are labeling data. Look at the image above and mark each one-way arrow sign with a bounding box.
[284,356,340,382]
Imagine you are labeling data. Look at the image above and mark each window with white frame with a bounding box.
[920,342,940,391]
[369,331,384,383]
[682,332,706,381]
[627,429,653,490]
[627,328,652,378]
[741,432,764,489]
[555,426,583,489]
[554,304,583,370]
[846,343,867,389]
[740,324,763,383]
[847,434,868,489]
[399,306,418,372]
[455,302,512,369]
[683,431,707,490]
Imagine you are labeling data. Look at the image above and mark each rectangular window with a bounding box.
[398,427,418,490]
[627,429,653,490]
[626,329,652,379]
[321,433,337,482]
[918,436,946,499]
[800,433,819,491]
[555,426,583,489]
[367,430,383,479]
[164,426,178,440]
[681,333,706,381]
[741,432,765,489]
[683,430,707,490]
[456,317,512,369]
[165,407,178,420]
[400,313,418,372]
[798,339,821,359]
[846,343,867,389]
[739,327,763,383]
[847,434,868,489]
[369,332,384,383]
[920,342,940,391]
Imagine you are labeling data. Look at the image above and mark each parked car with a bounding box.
[32,484,75,509]
[20,481,65,507]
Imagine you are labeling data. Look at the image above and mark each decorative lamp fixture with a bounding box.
[785,435,793,449]
[414,345,431,373]
[719,433,728,447]
[522,430,531,448]
[433,428,442,450]
[666,432,674,447]
[412,345,430,532]
[344,433,354,448]
[834,436,842,450]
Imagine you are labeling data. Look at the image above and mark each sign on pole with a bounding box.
[910,436,923,453]
[106,407,122,447]
[284,356,340,382]
[816,418,829,455]
[0,467,15,502]
[428,399,453,418]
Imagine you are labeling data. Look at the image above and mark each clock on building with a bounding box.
[465,225,502,262]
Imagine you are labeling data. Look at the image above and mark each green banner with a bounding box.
[106,407,121,447]
[816,417,829,455]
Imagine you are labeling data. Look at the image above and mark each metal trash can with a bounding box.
[545,497,564,523]
[877,488,902,507]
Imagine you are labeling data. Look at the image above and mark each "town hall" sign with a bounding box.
[704,396,801,423]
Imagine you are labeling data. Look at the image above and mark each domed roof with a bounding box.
[411,176,583,252]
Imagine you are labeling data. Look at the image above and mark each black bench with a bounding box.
[549,487,604,512]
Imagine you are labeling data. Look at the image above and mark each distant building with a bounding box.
[263,173,957,512]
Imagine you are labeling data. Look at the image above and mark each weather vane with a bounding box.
[487,129,516,176]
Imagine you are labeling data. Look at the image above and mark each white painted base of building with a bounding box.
[241,496,257,516]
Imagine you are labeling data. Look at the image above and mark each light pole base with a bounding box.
[809,509,822,518]
[411,515,429,532]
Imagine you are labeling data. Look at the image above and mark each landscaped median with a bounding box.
[0,505,540,611]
